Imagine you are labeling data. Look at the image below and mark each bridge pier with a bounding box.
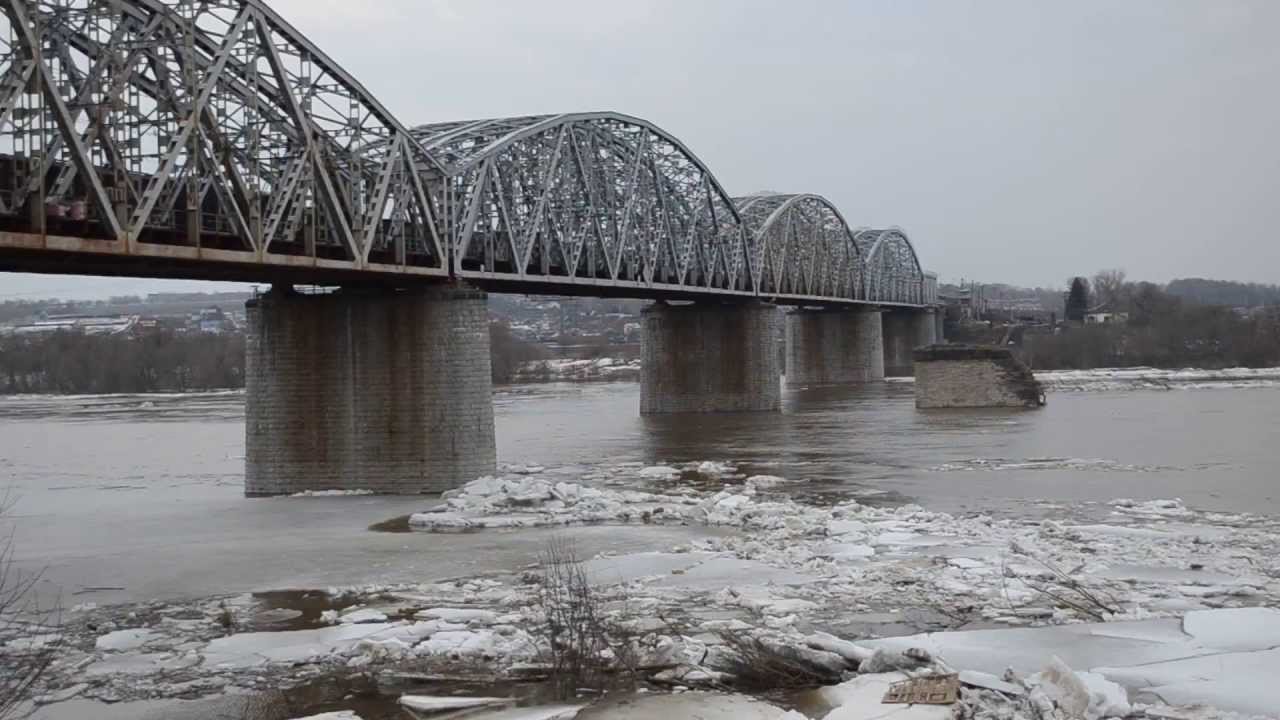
[784,308,884,387]
[640,301,781,414]
[882,309,938,377]
[244,286,496,496]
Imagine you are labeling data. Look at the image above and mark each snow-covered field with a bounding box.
[16,460,1280,719]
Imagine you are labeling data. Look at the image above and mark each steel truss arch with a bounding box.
[0,0,445,274]
[411,112,753,294]
[733,192,863,302]
[0,0,937,306]
[854,227,926,305]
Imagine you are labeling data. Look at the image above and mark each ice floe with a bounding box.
[24,459,1280,720]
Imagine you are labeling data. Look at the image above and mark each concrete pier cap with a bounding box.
[640,300,781,414]
[244,284,496,496]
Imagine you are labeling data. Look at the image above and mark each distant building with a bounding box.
[193,307,234,334]
[1085,312,1128,326]
[939,283,988,322]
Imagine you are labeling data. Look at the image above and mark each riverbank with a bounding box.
[501,358,1280,391]
[13,459,1280,718]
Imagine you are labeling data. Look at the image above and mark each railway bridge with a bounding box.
[0,0,943,494]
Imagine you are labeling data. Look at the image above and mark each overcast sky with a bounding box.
[6,0,1279,300]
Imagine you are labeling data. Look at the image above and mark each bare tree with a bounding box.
[1091,269,1128,309]
[0,496,59,719]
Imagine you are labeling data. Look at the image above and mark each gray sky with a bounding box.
[6,0,1280,300]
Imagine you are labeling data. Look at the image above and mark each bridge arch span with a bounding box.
[733,193,863,302]
[854,227,926,305]
[1,0,445,271]
[411,113,752,295]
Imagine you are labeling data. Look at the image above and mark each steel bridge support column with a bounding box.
[640,301,781,414]
[882,309,938,377]
[244,286,495,496]
[784,308,884,387]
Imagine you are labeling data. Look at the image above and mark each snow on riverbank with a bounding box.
[891,365,1280,392]
[510,357,641,383]
[1036,366,1280,392]
[23,460,1280,718]
[506,357,1280,392]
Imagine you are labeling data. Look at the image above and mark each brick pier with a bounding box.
[640,301,781,414]
[784,308,884,386]
[244,286,496,496]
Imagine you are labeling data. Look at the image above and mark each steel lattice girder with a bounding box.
[854,228,926,305]
[411,112,753,295]
[0,0,445,276]
[0,0,935,306]
[733,192,866,302]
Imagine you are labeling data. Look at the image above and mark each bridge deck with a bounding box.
[0,230,929,308]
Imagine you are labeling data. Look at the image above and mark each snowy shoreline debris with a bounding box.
[1036,366,1280,393]
[510,357,641,384]
[16,460,1280,719]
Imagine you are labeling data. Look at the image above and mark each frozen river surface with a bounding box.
[2,380,1279,606]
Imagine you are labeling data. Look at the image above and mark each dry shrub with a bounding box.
[535,537,612,699]
[714,632,842,691]
[0,495,60,719]
[1006,543,1119,622]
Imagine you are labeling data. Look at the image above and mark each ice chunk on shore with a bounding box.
[291,713,362,720]
[95,628,160,652]
[414,608,499,625]
[1181,606,1280,651]
[745,475,789,489]
[338,608,388,624]
[863,609,1280,715]
[202,622,438,668]
[399,695,511,713]
[1035,657,1130,720]
[416,629,533,661]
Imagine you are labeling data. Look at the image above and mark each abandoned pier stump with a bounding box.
[913,344,1045,409]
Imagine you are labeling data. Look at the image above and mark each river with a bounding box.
[3,379,1277,608]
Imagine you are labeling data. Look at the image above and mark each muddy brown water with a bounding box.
[6,382,1278,608]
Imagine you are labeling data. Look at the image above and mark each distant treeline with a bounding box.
[1165,278,1280,308]
[0,321,554,394]
[0,331,245,394]
[489,321,549,385]
[1020,280,1280,370]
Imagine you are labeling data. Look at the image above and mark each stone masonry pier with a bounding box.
[882,310,939,377]
[784,308,884,387]
[640,301,781,414]
[244,286,496,496]
[914,344,1045,409]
